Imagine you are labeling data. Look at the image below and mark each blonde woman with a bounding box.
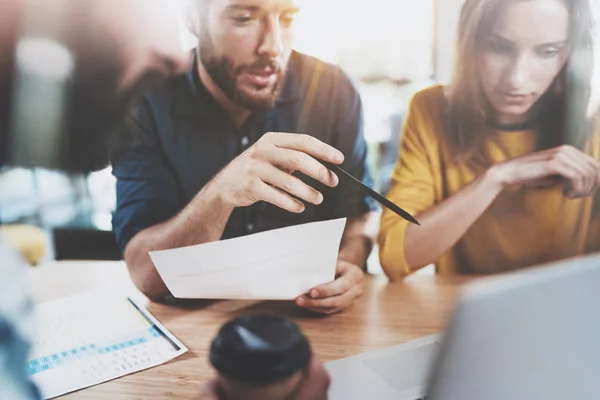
[379,0,598,278]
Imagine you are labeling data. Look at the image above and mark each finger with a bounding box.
[561,155,592,196]
[570,154,596,195]
[580,155,600,195]
[506,146,594,189]
[308,263,363,299]
[564,159,594,197]
[256,181,306,213]
[550,161,586,198]
[266,148,339,188]
[297,284,363,313]
[549,148,586,196]
[521,146,560,162]
[297,295,342,314]
[197,380,222,400]
[268,132,344,164]
[259,163,324,205]
[594,160,600,192]
[524,176,561,188]
[559,146,598,195]
[292,357,331,400]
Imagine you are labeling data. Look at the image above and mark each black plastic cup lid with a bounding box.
[210,314,311,385]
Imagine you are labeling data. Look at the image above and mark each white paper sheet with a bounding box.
[149,218,347,300]
[28,293,187,399]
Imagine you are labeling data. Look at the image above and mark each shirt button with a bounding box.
[247,223,254,233]
[241,136,250,147]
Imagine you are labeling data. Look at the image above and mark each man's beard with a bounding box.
[198,34,286,110]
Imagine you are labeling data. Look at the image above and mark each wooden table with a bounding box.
[29,261,473,399]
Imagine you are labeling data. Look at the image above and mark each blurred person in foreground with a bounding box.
[378,0,598,279]
[111,0,378,314]
[0,1,329,399]
[0,2,187,398]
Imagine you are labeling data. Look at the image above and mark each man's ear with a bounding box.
[185,15,201,38]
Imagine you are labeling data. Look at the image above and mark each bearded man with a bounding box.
[112,0,378,315]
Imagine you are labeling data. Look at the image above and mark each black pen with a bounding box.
[324,162,420,226]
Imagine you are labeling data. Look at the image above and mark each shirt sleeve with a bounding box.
[324,69,378,219]
[111,99,183,254]
[378,92,437,280]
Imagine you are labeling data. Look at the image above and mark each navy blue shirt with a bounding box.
[112,50,376,253]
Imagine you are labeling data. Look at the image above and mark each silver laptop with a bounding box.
[327,253,600,400]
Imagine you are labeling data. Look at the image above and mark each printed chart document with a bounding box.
[149,218,347,300]
[28,293,187,399]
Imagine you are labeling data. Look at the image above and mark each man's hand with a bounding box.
[490,145,600,199]
[198,356,330,400]
[290,356,331,400]
[211,132,344,213]
[197,380,222,400]
[296,260,365,315]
